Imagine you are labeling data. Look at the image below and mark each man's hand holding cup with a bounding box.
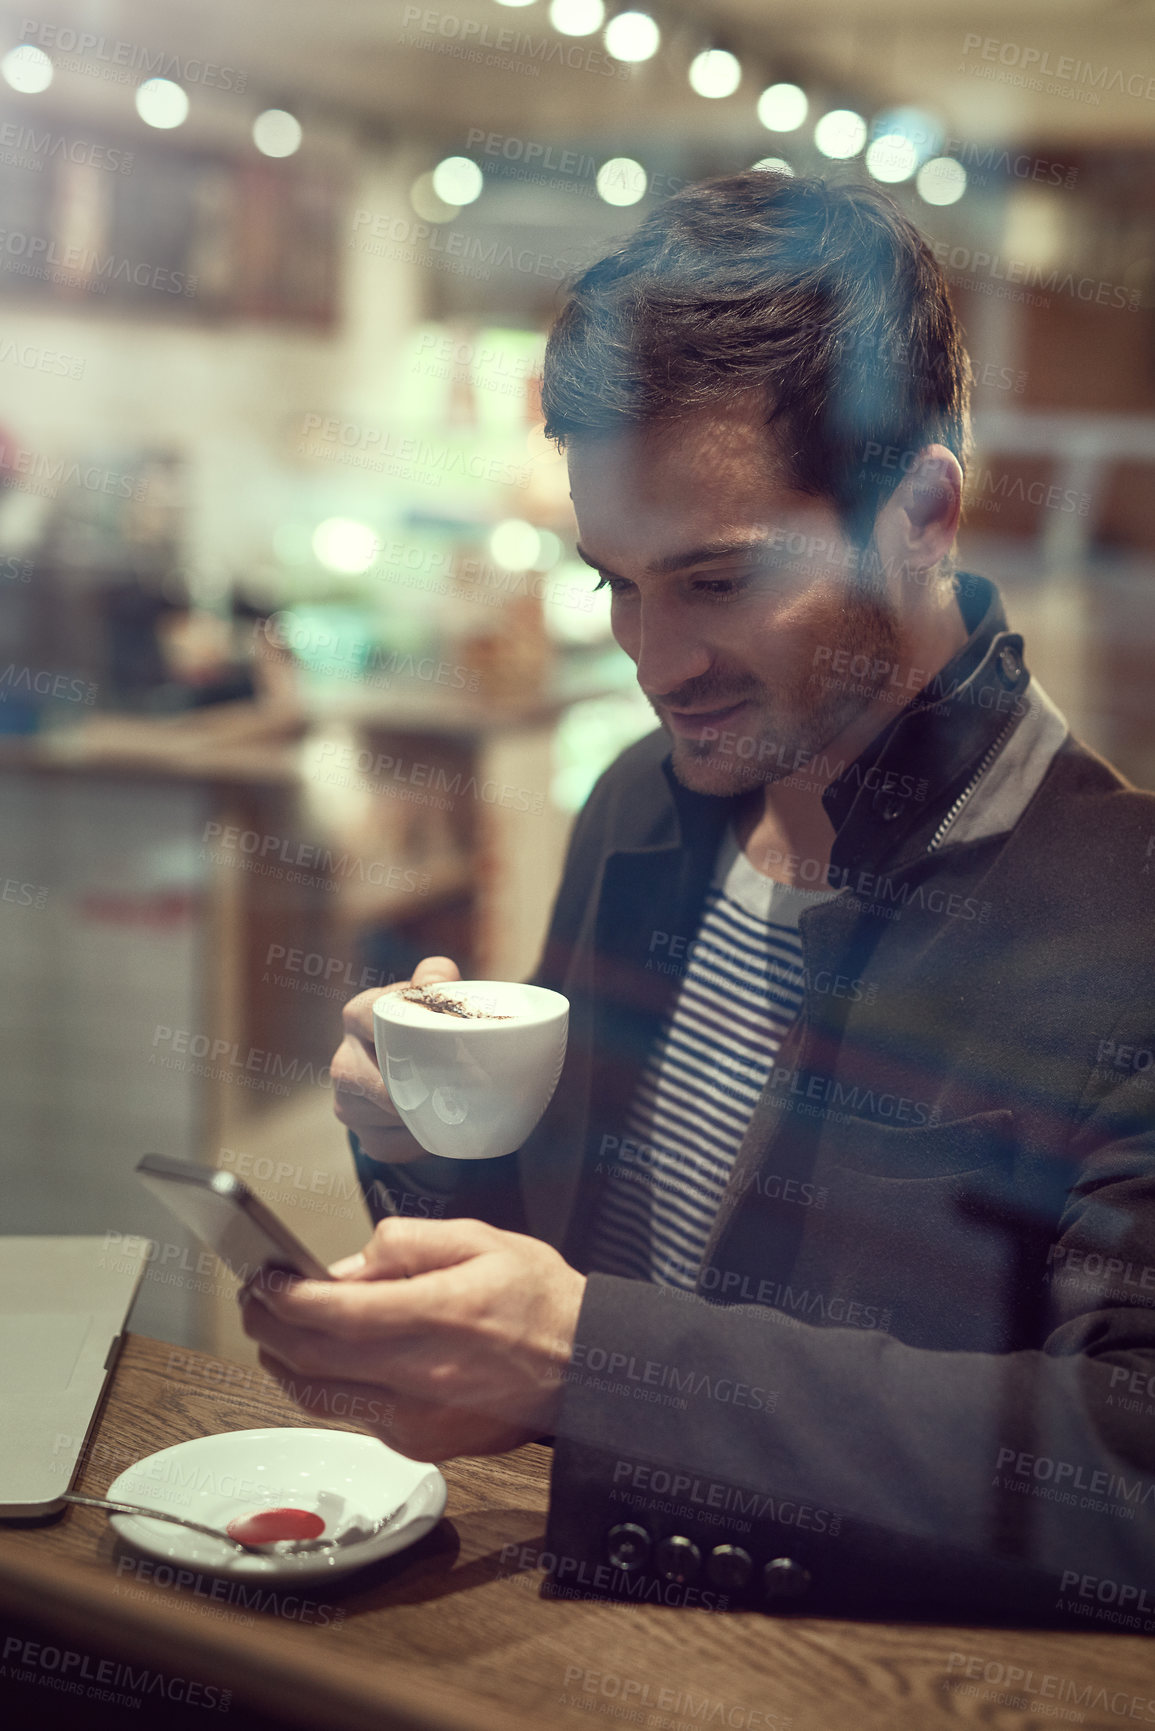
[333,959,569,1162]
[330,956,462,1162]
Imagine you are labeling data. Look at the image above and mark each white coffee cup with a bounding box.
[372,980,569,1160]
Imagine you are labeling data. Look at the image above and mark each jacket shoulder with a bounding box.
[1017,735,1155,927]
[578,727,677,848]
[529,727,676,986]
[1039,735,1155,846]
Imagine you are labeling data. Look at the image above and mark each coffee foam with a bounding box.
[381,981,529,1026]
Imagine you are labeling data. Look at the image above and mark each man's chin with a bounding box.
[667,740,769,799]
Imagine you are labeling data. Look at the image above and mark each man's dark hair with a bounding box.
[541,170,972,551]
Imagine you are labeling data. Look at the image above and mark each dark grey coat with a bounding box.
[356,574,1155,1626]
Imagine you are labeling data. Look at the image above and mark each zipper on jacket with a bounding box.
[925,710,1019,855]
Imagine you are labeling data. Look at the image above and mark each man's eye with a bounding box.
[697,560,792,598]
[593,574,632,595]
[691,572,759,599]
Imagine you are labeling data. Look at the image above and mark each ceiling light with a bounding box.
[0,45,52,93]
[688,48,741,99]
[813,109,866,160]
[431,156,483,205]
[596,157,647,205]
[916,157,967,206]
[871,105,943,167]
[756,83,807,131]
[865,134,918,183]
[604,10,660,62]
[135,78,189,129]
[751,157,794,177]
[550,0,606,34]
[490,519,542,571]
[253,109,302,158]
[312,519,379,576]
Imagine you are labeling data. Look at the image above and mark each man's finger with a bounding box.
[359,1215,498,1280]
[331,1034,396,1118]
[254,1348,400,1425]
[239,1230,497,1335]
[410,955,461,986]
[340,957,461,1045]
[329,1251,367,1277]
[244,1290,438,1383]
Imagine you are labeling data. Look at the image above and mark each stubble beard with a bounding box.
[663,579,903,800]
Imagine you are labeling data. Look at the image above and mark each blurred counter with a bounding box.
[0,682,610,1350]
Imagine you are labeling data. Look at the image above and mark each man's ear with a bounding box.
[877,443,963,574]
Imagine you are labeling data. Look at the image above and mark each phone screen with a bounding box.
[135,1155,333,1283]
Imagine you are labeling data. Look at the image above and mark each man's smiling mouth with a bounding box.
[663,699,751,737]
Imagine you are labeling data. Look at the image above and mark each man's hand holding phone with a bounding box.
[330,955,460,1162]
[239,1214,586,1461]
[237,957,588,1461]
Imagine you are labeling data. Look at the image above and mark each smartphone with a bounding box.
[135,1154,332,1284]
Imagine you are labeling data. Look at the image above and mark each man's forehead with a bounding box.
[567,397,787,476]
[562,400,849,572]
[565,416,803,550]
[566,426,835,557]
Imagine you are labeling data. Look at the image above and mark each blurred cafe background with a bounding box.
[0,0,1152,1362]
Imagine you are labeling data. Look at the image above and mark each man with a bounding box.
[241,172,1155,1624]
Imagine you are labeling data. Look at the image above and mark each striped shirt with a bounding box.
[586,822,838,1290]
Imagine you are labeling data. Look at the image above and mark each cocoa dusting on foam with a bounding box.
[399,986,512,1020]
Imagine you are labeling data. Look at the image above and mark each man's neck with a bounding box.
[738,580,972,887]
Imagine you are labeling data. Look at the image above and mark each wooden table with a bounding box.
[0,1335,1151,1731]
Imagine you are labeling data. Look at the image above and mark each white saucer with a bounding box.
[106,1427,446,1582]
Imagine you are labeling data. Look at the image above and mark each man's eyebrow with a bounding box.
[574,537,778,578]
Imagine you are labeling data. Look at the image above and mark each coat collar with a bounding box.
[821,571,1029,876]
[647,571,1028,879]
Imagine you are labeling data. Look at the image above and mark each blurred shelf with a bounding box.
[0,703,306,785]
[0,653,634,776]
[297,670,628,734]
[331,854,475,927]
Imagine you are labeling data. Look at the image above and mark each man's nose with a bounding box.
[629,601,712,698]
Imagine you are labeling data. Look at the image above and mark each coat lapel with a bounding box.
[529,765,734,1266]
